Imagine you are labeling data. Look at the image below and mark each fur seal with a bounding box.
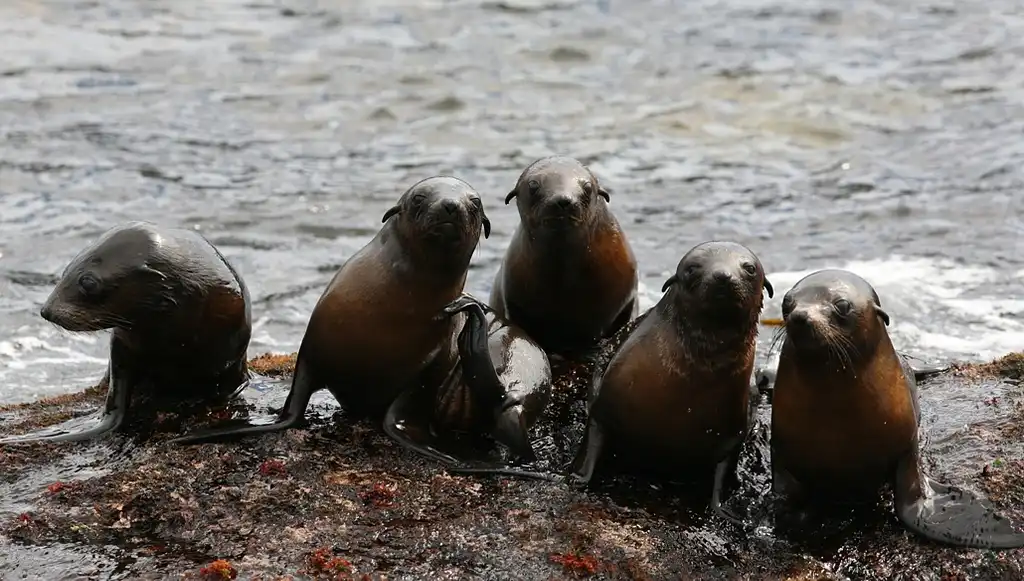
[490,156,639,358]
[171,176,490,444]
[570,241,773,523]
[0,221,251,445]
[383,293,557,479]
[770,269,1024,549]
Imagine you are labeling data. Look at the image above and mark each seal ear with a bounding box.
[481,214,491,239]
[875,304,890,326]
[763,277,774,298]
[597,185,611,202]
[661,274,678,293]
[381,205,401,223]
[504,188,517,205]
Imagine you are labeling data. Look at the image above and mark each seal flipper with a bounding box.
[0,337,133,445]
[384,387,560,482]
[492,404,536,462]
[569,418,605,487]
[911,363,947,381]
[444,293,538,460]
[711,452,744,525]
[894,450,1024,549]
[169,347,319,445]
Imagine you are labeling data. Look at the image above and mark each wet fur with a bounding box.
[490,156,639,357]
[171,177,488,445]
[572,241,772,509]
[771,269,1024,549]
[1,222,251,445]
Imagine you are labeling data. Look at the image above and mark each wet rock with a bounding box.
[0,350,1022,579]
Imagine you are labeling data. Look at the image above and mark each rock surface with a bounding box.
[1,349,1023,580]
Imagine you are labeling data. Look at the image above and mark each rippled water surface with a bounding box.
[1,0,1022,418]
[1,1,1024,578]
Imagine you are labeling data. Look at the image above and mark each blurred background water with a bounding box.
[0,0,1021,410]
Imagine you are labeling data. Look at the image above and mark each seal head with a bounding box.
[384,176,490,266]
[40,224,212,333]
[504,156,609,235]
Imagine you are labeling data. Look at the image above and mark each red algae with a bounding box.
[549,552,602,577]
[304,547,354,579]
[199,559,238,580]
[358,482,397,508]
[259,458,287,477]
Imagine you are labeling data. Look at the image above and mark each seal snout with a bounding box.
[783,305,830,347]
[440,198,460,215]
[40,302,55,323]
[540,194,583,224]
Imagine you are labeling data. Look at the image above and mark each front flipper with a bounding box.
[569,418,605,488]
[384,387,559,482]
[0,337,134,445]
[711,454,744,526]
[170,348,320,445]
[894,451,1024,549]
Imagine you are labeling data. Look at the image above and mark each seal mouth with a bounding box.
[429,220,465,242]
[539,213,583,229]
[42,306,117,332]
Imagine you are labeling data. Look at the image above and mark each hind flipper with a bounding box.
[0,337,134,445]
[383,386,466,466]
[384,387,556,481]
[894,450,1024,549]
[446,464,562,482]
[170,347,320,445]
[911,363,947,381]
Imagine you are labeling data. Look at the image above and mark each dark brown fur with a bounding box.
[572,241,772,482]
[491,156,639,357]
[0,221,252,444]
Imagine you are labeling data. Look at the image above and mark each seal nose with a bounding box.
[40,303,54,322]
[786,308,809,327]
[441,199,459,215]
[712,271,734,285]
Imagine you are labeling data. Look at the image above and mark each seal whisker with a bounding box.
[768,325,788,356]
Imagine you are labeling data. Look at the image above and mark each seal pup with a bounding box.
[384,293,557,480]
[171,176,489,444]
[0,221,251,445]
[490,156,638,358]
[771,269,1024,549]
[570,241,773,524]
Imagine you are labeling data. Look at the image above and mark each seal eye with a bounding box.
[78,273,102,298]
[581,181,593,195]
[412,194,427,206]
[833,299,852,317]
[527,179,540,192]
[741,262,757,276]
[684,264,700,279]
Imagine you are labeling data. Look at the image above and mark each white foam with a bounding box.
[762,256,1023,361]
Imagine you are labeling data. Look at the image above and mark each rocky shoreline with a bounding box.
[0,351,1022,580]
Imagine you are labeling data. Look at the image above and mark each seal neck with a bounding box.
[662,292,760,364]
